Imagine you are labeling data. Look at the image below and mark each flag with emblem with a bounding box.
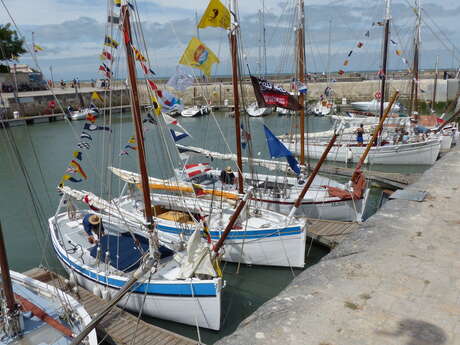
[197,0,231,30]
[179,37,219,77]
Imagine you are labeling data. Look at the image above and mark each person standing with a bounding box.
[356,123,364,147]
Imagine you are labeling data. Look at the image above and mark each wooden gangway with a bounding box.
[23,268,199,345]
[305,218,360,248]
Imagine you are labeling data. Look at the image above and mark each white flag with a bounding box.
[167,66,194,91]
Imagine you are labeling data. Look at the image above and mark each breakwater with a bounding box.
[2,77,459,119]
[216,146,460,345]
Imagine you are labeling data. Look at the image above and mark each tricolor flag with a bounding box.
[61,174,82,183]
[132,46,146,62]
[70,160,88,179]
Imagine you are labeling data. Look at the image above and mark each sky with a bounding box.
[1,0,459,80]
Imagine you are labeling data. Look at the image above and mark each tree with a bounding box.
[0,23,26,62]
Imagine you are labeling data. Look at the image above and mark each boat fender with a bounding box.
[101,289,111,300]
[346,147,353,163]
[92,286,102,298]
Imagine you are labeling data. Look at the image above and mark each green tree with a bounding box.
[0,23,26,62]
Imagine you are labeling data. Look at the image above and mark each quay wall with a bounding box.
[216,146,460,345]
[3,78,459,118]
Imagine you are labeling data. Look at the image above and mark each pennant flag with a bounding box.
[395,49,402,56]
[70,160,88,179]
[143,112,158,125]
[104,35,119,49]
[62,174,82,183]
[119,150,129,156]
[250,75,302,111]
[140,61,149,74]
[357,42,364,48]
[77,142,91,149]
[132,46,146,61]
[73,151,82,161]
[197,0,231,30]
[86,113,97,123]
[338,69,345,75]
[147,79,158,91]
[80,132,92,141]
[179,37,219,77]
[192,183,206,197]
[91,91,104,103]
[108,15,120,24]
[347,50,353,57]
[402,57,409,64]
[149,67,156,75]
[124,144,137,151]
[83,123,111,132]
[128,135,136,144]
[150,95,162,115]
[114,0,121,6]
[263,125,300,175]
[377,69,385,79]
[33,44,44,52]
[390,39,397,45]
[100,50,113,61]
[343,60,349,66]
[170,129,189,142]
[364,30,370,38]
[184,163,211,178]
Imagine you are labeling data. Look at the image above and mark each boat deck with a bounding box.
[23,268,199,345]
[305,218,360,248]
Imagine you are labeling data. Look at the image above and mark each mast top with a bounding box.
[384,0,391,20]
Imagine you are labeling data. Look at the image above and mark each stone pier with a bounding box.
[217,146,460,345]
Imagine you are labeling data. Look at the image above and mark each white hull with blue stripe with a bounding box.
[115,194,308,268]
[49,212,223,330]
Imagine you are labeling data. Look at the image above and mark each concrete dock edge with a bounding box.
[216,147,460,345]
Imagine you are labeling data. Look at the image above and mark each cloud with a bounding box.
[6,0,460,80]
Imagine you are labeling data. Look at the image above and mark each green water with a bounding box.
[0,112,431,343]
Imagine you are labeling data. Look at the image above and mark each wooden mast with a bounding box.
[121,5,153,226]
[297,0,306,166]
[230,0,244,194]
[409,0,421,119]
[0,223,17,324]
[379,0,391,120]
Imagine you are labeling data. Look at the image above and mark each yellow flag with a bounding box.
[179,37,219,77]
[197,0,231,30]
[150,95,162,115]
[91,91,104,103]
[33,44,44,52]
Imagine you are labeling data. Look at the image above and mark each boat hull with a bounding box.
[287,139,441,165]
[49,218,222,330]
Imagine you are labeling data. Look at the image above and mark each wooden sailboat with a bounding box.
[49,4,223,330]
[283,0,442,166]
[0,223,98,345]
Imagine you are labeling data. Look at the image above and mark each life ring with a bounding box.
[48,100,56,109]
[374,91,382,100]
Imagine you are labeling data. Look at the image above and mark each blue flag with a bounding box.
[263,125,300,175]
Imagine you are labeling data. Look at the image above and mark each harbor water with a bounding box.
[0,111,431,343]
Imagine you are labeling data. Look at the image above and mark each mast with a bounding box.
[257,9,262,77]
[230,0,244,194]
[379,0,391,119]
[326,19,332,86]
[121,5,153,226]
[297,0,306,166]
[262,0,267,77]
[431,55,439,113]
[408,0,421,119]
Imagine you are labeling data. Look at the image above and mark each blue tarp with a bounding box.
[89,233,173,272]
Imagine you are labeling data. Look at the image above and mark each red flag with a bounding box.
[147,79,158,90]
[101,50,112,61]
[140,62,148,74]
[338,70,345,75]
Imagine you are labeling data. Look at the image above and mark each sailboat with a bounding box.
[283,0,442,166]
[0,223,97,345]
[49,4,223,330]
